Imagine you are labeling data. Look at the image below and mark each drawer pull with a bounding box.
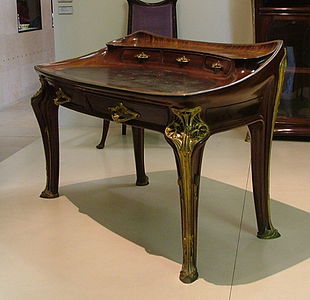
[211,61,223,72]
[53,89,72,106]
[109,103,140,123]
[176,56,190,65]
[135,52,150,62]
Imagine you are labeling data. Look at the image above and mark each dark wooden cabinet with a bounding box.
[254,0,310,137]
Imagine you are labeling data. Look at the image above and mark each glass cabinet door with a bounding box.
[255,0,310,137]
[267,19,310,121]
[263,0,310,7]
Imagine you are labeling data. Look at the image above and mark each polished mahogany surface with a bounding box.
[47,66,219,95]
[107,31,279,58]
[32,31,285,284]
[36,32,281,108]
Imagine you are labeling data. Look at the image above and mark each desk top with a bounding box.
[38,66,218,96]
[35,31,283,98]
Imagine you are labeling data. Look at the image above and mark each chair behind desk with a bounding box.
[128,0,177,37]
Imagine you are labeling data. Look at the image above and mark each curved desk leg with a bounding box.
[97,122,126,149]
[96,120,110,149]
[31,77,60,198]
[248,121,280,239]
[122,124,127,135]
[132,126,149,186]
[165,107,210,283]
[248,56,285,240]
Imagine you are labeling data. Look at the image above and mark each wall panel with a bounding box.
[0,0,55,109]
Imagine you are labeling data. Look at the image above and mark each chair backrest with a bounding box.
[127,0,178,38]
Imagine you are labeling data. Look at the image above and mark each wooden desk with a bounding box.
[32,31,285,283]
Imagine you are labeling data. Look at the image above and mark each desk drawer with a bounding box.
[50,82,169,130]
[87,93,169,129]
[163,51,204,70]
[50,84,89,113]
[121,49,162,65]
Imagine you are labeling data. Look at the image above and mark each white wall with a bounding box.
[53,0,254,60]
[0,0,55,109]
[52,0,254,126]
[53,0,127,61]
[182,0,253,43]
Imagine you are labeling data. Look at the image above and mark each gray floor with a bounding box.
[0,99,40,162]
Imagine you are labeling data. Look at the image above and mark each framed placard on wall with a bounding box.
[58,6,73,15]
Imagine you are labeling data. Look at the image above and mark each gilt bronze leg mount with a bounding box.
[165,106,210,283]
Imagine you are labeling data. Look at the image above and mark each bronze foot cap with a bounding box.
[136,175,149,186]
[96,142,105,149]
[40,189,59,199]
[257,228,281,239]
[179,269,198,284]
